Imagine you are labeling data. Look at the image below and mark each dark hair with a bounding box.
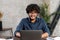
[26,4,40,14]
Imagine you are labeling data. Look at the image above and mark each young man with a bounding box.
[14,4,50,38]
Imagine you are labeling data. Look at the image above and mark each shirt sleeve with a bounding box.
[42,19,50,36]
[14,19,24,36]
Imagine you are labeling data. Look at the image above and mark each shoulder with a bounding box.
[37,17,46,24]
[37,17,45,22]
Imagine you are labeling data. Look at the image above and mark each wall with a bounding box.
[49,0,60,22]
[52,19,60,36]
[50,0,60,36]
[0,0,43,35]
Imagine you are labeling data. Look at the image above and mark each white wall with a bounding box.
[50,0,60,36]
[50,0,60,14]
[52,19,60,36]
[49,0,60,23]
[0,0,43,34]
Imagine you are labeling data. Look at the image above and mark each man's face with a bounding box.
[28,10,38,20]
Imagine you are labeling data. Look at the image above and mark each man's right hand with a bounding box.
[15,32,21,38]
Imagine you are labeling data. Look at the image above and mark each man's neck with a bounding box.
[31,19,36,23]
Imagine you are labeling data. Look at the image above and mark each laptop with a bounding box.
[20,30,43,40]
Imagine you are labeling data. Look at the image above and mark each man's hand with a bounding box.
[42,32,49,39]
[15,32,21,38]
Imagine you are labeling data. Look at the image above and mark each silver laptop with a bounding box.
[20,30,43,40]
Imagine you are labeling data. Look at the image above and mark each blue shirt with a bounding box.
[15,17,50,35]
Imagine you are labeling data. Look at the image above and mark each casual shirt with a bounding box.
[15,17,50,35]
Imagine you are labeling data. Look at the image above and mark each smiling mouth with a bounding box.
[33,16,34,17]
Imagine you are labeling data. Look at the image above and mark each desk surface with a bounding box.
[14,37,20,40]
[13,37,46,40]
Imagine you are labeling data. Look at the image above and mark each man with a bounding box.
[14,4,50,39]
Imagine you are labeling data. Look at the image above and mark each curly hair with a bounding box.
[26,4,40,14]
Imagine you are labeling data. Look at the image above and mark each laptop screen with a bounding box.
[20,30,43,40]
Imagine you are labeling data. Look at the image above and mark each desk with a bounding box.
[13,37,46,40]
[14,37,20,40]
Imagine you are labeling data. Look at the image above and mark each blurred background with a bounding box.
[0,0,60,37]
